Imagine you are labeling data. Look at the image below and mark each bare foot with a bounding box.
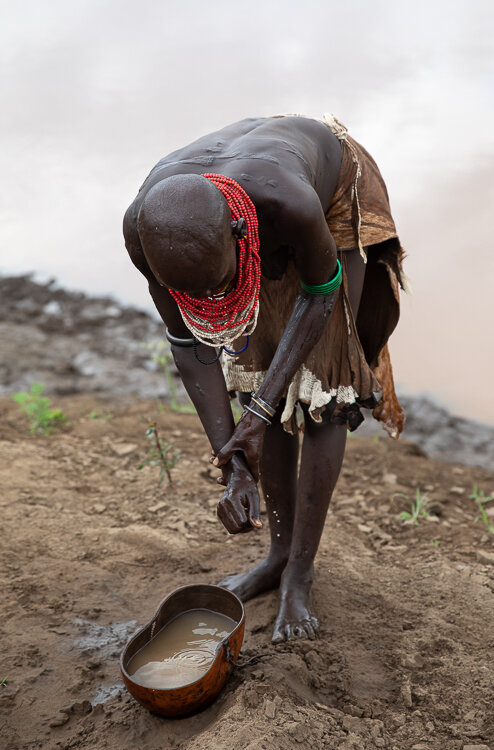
[219,555,287,602]
[271,567,319,642]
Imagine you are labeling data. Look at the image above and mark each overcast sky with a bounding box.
[1,0,493,423]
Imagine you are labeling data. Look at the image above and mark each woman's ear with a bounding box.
[231,218,247,239]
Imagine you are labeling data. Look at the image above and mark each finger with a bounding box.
[212,438,236,467]
[248,492,262,529]
[216,476,227,486]
[218,498,248,532]
[217,503,240,534]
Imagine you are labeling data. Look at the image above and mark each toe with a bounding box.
[272,628,285,644]
[304,622,316,640]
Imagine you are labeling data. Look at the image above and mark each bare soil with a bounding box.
[2,394,494,750]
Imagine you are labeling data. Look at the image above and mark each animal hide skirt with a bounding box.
[221,116,407,438]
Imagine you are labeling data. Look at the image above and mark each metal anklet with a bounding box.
[251,393,276,417]
[244,404,272,426]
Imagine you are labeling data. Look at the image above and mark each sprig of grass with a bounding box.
[396,488,431,526]
[470,483,494,534]
[12,384,67,435]
[1,676,7,687]
[138,418,181,491]
[88,409,113,422]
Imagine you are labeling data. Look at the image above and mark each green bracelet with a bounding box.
[300,259,342,295]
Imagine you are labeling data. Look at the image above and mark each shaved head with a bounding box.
[137,174,235,296]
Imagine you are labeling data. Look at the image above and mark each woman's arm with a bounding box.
[123,218,262,533]
[213,194,340,474]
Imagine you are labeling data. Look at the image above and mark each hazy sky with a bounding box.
[1,0,493,423]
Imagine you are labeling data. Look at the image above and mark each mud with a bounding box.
[1,395,494,749]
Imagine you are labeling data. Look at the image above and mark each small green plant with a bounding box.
[88,409,113,422]
[396,488,431,526]
[138,418,181,490]
[470,483,494,534]
[0,676,7,687]
[430,538,440,547]
[12,384,67,435]
[144,341,196,414]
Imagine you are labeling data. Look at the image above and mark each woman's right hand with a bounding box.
[216,455,262,534]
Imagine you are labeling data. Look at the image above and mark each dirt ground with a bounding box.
[1,394,494,750]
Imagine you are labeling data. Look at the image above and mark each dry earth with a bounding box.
[1,395,494,750]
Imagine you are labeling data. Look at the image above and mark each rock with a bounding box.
[358,524,372,533]
[383,473,397,484]
[112,443,137,456]
[400,680,413,707]
[148,501,167,513]
[287,721,310,743]
[391,713,406,727]
[342,716,362,733]
[264,698,277,719]
[49,713,70,727]
[476,550,494,564]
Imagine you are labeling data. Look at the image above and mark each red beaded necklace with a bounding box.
[168,174,261,347]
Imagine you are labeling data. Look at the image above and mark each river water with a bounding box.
[1,0,493,424]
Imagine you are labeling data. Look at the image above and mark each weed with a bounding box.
[143,341,196,414]
[396,488,431,526]
[138,418,181,490]
[88,409,113,422]
[430,538,441,547]
[12,384,67,435]
[470,483,494,533]
[0,676,7,687]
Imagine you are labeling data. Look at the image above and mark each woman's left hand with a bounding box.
[211,409,267,481]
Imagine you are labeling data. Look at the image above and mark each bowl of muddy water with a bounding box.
[120,584,245,717]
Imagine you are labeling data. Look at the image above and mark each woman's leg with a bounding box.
[272,247,367,641]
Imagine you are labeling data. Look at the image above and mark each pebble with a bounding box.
[148,501,167,513]
[111,443,137,456]
[264,698,277,719]
[476,550,494,564]
[286,721,310,743]
[342,716,362,733]
[383,473,397,484]
[49,713,69,728]
[357,524,372,534]
[400,680,413,707]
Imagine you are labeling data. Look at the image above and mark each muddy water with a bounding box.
[128,609,237,689]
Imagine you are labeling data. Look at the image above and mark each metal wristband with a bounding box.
[300,259,342,295]
[165,327,195,347]
[251,393,276,417]
[244,404,272,426]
